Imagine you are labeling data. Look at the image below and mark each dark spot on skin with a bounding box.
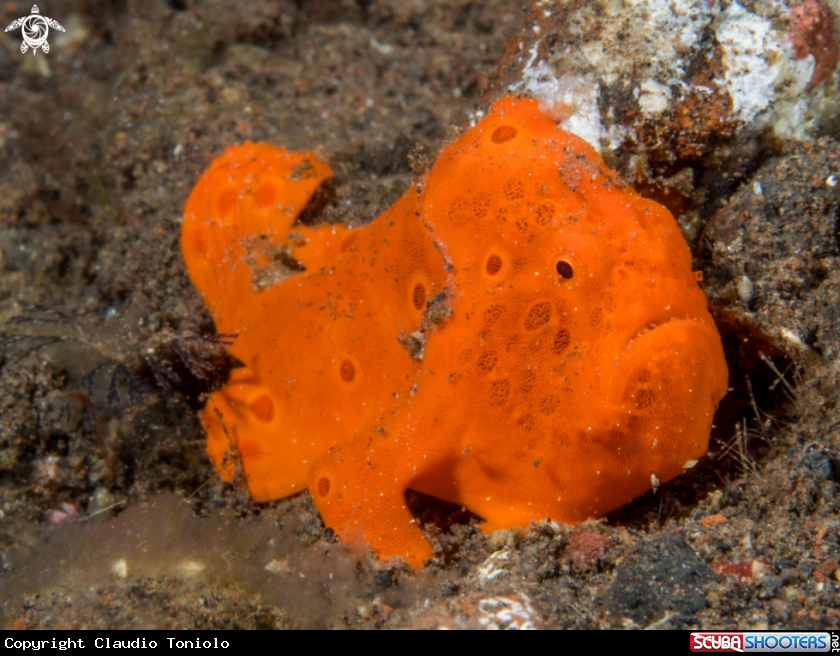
[556,260,574,279]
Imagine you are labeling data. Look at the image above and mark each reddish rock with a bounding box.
[568,532,611,572]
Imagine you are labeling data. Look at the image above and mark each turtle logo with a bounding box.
[4,5,64,55]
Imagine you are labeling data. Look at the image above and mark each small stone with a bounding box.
[111,559,128,579]
[450,524,473,542]
[265,558,293,575]
[220,88,241,104]
[177,559,206,578]
[708,489,723,512]
[605,534,714,625]
[737,274,754,303]
[568,532,611,572]
[779,568,801,585]
[486,528,516,553]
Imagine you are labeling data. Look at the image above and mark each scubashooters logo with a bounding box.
[4,5,64,55]
[691,632,834,653]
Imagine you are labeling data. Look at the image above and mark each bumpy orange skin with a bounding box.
[182,142,445,500]
[181,98,728,567]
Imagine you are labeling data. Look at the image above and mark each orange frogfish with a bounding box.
[181,96,728,567]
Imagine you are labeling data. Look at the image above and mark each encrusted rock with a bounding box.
[486,0,840,225]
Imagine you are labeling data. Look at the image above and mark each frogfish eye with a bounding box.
[556,260,574,279]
